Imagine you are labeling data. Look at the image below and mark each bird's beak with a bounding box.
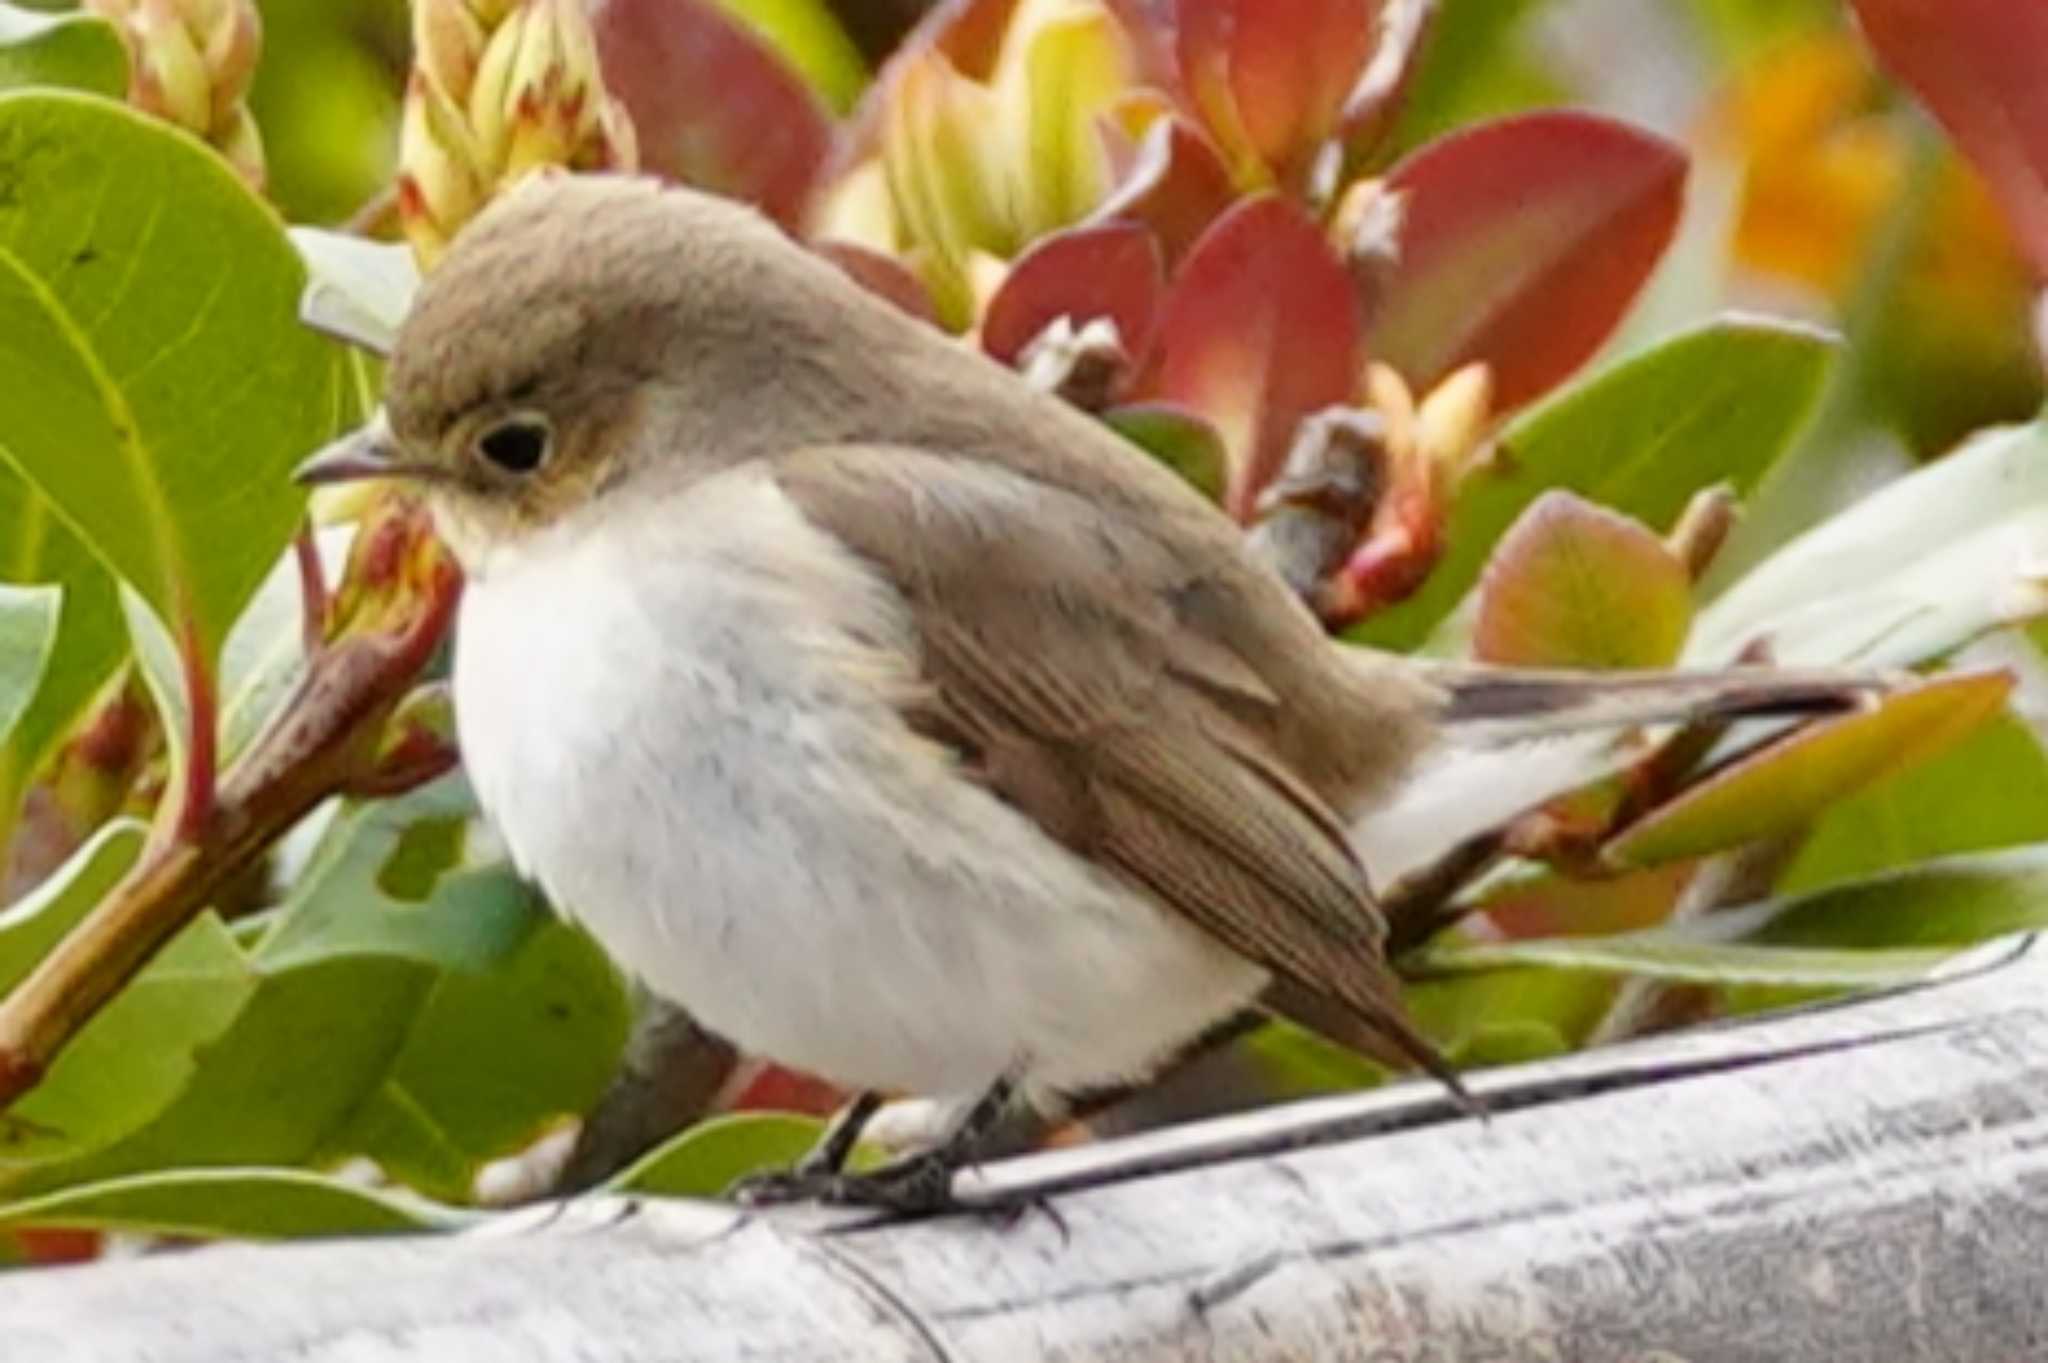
[292,412,438,487]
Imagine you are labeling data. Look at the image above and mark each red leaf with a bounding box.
[812,241,940,324]
[982,221,1165,366]
[1474,491,1693,669]
[1370,112,1687,412]
[1139,195,1363,518]
[590,0,831,228]
[1093,115,1238,263]
[1177,0,1376,185]
[1851,0,2048,279]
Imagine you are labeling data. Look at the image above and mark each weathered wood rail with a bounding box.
[10,935,2048,1362]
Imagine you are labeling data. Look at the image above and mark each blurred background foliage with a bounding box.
[1,0,2046,1262]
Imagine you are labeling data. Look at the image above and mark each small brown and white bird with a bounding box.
[298,174,1876,1210]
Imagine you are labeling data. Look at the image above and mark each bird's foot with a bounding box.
[728,1149,959,1214]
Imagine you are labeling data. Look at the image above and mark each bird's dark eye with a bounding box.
[474,416,551,475]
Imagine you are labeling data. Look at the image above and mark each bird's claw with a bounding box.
[728,1154,959,1214]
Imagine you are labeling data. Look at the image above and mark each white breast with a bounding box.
[452,464,1264,1103]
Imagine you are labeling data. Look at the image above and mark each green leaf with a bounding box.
[1354,317,1836,650]
[1103,403,1227,503]
[0,4,125,96]
[0,581,58,748]
[707,0,866,114]
[1603,672,2015,870]
[0,1167,474,1240]
[0,468,123,825]
[1782,716,2048,893]
[1424,843,2048,987]
[609,1112,838,1198]
[290,227,418,356]
[0,91,349,662]
[1690,419,2048,669]
[1425,932,1954,989]
[0,818,143,996]
[1,781,628,1205]
[1473,491,1691,668]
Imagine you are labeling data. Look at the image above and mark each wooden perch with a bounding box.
[13,935,2048,1361]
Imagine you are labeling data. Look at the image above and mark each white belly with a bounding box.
[451,466,1265,1102]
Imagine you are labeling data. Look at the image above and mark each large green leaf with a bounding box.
[1354,317,1837,650]
[1690,418,2048,668]
[0,781,628,1204]
[0,3,124,95]
[1424,844,2048,988]
[0,91,349,661]
[0,582,57,750]
[0,1167,474,1240]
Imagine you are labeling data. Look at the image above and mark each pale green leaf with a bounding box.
[289,227,418,356]
[609,1112,834,1198]
[0,581,58,748]
[0,3,125,95]
[0,1167,474,1239]
[0,468,123,827]
[1690,418,2048,668]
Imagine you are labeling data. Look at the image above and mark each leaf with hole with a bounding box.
[0,781,627,1205]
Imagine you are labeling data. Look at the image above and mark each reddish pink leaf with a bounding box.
[1474,491,1693,670]
[812,241,940,324]
[1851,0,2048,278]
[1177,0,1376,185]
[1093,115,1238,263]
[1139,195,1363,518]
[590,0,831,228]
[982,221,1165,366]
[1370,112,1687,412]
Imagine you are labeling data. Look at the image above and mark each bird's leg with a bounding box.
[817,1071,1023,1214]
[728,1090,885,1204]
[734,1071,1031,1214]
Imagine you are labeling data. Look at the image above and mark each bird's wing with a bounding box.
[770,443,1453,1082]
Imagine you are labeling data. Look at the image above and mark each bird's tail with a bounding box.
[1421,662,1896,743]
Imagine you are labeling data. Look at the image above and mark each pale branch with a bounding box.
[12,934,2043,1361]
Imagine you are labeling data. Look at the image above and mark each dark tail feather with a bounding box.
[1262,978,1483,1116]
[1426,663,1896,742]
